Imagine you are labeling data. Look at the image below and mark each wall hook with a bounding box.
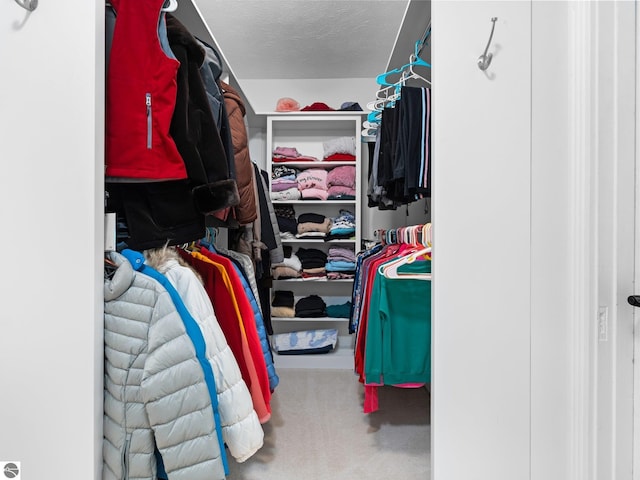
[14,0,37,11]
[477,17,498,71]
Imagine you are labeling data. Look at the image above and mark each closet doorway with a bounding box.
[170,1,433,479]
[587,1,637,478]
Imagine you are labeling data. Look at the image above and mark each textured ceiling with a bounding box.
[192,0,410,80]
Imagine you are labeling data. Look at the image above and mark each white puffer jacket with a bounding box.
[144,247,264,462]
[103,250,226,480]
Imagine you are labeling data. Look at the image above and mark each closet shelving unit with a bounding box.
[266,113,362,369]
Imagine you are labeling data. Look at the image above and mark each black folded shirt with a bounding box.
[295,295,327,318]
[297,212,326,224]
[272,290,295,308]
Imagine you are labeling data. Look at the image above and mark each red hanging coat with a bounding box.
[106,0,186,180]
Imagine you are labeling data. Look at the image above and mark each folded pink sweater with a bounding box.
[297,168,328,190]
[327,166,356,188]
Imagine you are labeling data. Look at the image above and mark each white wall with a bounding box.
[530,3,572,478]
[432,2,532,478]
[240,78,376,114]
[0,2,103,479]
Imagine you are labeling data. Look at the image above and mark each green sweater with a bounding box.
[364,260,431,386]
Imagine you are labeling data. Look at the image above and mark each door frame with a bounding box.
[569,1,637,479]
[634,2,640,477]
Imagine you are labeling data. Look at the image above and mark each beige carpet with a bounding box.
[226,368,431,480]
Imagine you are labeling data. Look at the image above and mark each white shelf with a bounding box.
[272,336,355,370]
[271,200,356,205]
[271,316,350,322]
[258,111,366,117]
[267,114,361,370]
[281,238,356,244]
[272,160,356,168]
[272,278,354,283]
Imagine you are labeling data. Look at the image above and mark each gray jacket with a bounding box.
[103,251,226,480]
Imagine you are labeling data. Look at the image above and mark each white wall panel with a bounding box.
[431,2,531,478]
[530,3,572,479]
[0,1,104,479]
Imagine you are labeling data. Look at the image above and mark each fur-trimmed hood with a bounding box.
[142,246,266,463]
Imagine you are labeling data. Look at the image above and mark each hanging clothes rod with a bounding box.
[417,21,431,57]
[376,223,432,247]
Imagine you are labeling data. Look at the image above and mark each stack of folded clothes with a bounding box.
[271,290,295,318]
[296,212,332,239]
[274,205,297,239]
[327,165,356,200]
[271,328,338,355]
[271,165,299,201]
[273,146,319,162]
[271,245,302,279]
[294,294,327,317]
[326,209,356,240]
[296,168,328,200]
[325,246,356,279]
[322,136,356,162]
[295,247,328,279]
[271,186,301,201]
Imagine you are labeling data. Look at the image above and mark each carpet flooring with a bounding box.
[226,368,431,480]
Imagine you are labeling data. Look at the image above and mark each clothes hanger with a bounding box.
[104,254,118,279]
[198,226,218,251]
[376,41,431,87]
[403,41,432,85]
[379,245,432,280]
[422,223,432,247]
[161,0,177,12]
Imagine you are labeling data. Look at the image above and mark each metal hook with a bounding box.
[14,0,37,11]
[478,17,498,71]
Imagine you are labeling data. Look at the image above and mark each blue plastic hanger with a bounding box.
[375,41,431,87]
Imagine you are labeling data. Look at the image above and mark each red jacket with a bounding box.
[177,248,272,422]
[106,0,186,180]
